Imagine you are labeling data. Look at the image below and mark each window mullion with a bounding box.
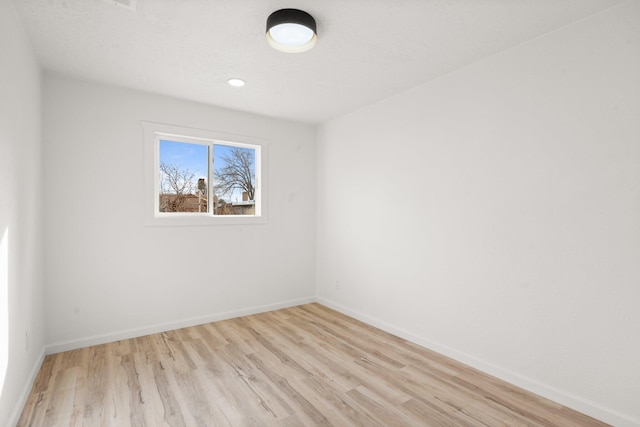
[209,144,214,216]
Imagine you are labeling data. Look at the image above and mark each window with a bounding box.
[142,122,268,226]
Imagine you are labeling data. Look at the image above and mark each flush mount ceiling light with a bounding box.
[266,9,317,53]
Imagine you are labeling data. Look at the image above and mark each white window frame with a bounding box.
[142,121,268,226]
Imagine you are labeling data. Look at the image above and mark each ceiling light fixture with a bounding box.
[227,78,246,87]
[266,9,317,53]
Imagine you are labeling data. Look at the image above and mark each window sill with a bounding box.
[145,214,267,227]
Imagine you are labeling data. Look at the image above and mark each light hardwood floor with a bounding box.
[18,303,609,426]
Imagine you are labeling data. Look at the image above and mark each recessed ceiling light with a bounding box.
[227,78,246,87]
[101,0,137,11]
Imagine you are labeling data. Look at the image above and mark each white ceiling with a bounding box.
[13,0,623,124]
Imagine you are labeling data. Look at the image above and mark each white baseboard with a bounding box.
[316,297,640,427]
[46,296,316,355]
[9,348,45,427]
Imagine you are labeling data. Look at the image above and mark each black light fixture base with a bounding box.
[266,9,317,35]
[266,9,317,53]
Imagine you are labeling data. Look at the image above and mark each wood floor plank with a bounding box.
[17,303,611,426]
[42,366,81,427]
[345,386,420,427]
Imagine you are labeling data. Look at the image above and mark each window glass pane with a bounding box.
[158,140,208,213]
[212,144,256,216]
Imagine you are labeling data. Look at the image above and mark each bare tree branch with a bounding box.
[213,147,255,201]
[159,162,201,212]
[160,162,198,195]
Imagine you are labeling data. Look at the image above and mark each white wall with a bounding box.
[317,2,640,426]
[0,0,46,425]
[43,74,317,352]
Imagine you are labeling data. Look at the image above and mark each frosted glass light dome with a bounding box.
[266,9,317,53]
